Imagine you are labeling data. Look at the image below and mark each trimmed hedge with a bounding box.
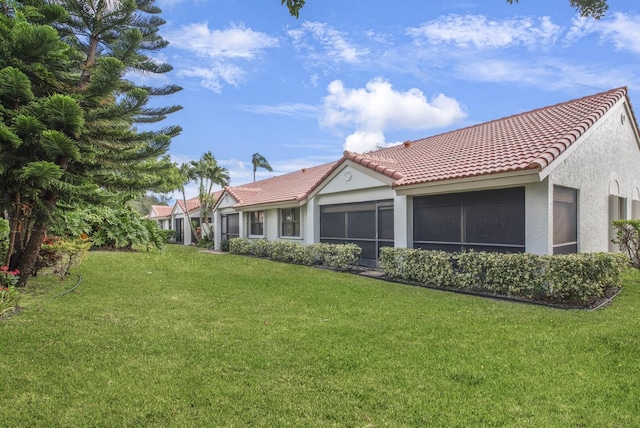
[229,238,361,271]
[380,248,626,307]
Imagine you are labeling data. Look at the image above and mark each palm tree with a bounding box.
[252,152,273,182]
[190,152,230,240]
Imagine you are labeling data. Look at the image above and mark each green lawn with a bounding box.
[1,245,639,427]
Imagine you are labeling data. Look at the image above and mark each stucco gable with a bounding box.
[314,161,396,197]
[217,191,238,209]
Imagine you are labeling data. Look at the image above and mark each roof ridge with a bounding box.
[232,186,262,192]
[344,150,404,180]
[394,87,629,148]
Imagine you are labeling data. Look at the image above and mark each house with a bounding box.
[213,87,640,266]
[148,205,173,231]
[167,190,224,245]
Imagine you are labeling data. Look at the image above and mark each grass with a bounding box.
[1,245,640,427]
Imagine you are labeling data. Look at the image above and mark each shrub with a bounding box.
[543,253,626,305]
[613,220,640,268]
[379,247,625,307]
[316,243,361,270]
[229,239,361,271]
[0,218,9,264]
[49,205,168,251]
[39,237,92,280]
[380,248,454,286]
[0,265,20,287]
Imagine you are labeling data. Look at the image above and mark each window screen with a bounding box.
[553,186,577,254]
[414,187,525,253]
[320,200,394,266]
[221,213,239,241]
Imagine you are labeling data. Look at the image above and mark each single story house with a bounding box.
[149,191,224,245]
[148,205,173,231]
[212,87,640,266]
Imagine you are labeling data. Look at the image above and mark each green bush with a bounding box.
[229,238,361,271]
[380,248,454,286]
[613,220,640,268]
[39,237,92,280]
[49,206,168,251]
[0,218,9,264]
[380,247,626,307]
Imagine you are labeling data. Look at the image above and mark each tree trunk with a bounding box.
[15,220,48,287]
[79,33,100,88]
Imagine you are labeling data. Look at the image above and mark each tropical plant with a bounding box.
[0,0,180,285]
[191,151,229,232]
[252,152,273,182]
[48,205,170,251]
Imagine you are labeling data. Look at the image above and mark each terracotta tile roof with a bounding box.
[150,205,172,218]
[228,162,338,208]
[176,190,224,213]
[176,196,201,213]
[219,87,632,209]
[346,87,629,187]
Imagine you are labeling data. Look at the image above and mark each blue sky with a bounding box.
[144,0,640,198]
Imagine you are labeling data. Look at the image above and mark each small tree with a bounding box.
[613,219,640,268]
[191,152,229,238]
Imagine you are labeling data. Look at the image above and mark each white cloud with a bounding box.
[321,78,466,152]
[566,13,640,54]
[456,58,632,91]
[166,22,278,92]
[407,14,561,49]
[177,64,246,93]
[168,22,279,59]
[344,131,388,153]
[288,21,369,65]
[239,103,318,117]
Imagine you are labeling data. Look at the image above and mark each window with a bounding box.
[250,211,264,236]
[280,208,300,237]
[413,187,525,253]
[609,194,627,251]
[553,186,578,254]
[633,199,640,220]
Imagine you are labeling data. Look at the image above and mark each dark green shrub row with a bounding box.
[229,238,361,271]
[379,248,626,306]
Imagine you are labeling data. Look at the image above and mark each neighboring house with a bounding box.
[170,190,224,245]
[213,87,640,266]
[148,205,173,230]
[171,196,201,245]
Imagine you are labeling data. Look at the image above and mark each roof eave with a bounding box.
[394,169,541,196]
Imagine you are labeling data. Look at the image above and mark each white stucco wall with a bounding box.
[525,181,551,254]
[548,100,640,253]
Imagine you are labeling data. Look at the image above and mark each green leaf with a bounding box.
[43,94,84,138]
[41,129,80,161]
[0,66,34,108]
[0,122,22,148]
[19,160,63,184]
